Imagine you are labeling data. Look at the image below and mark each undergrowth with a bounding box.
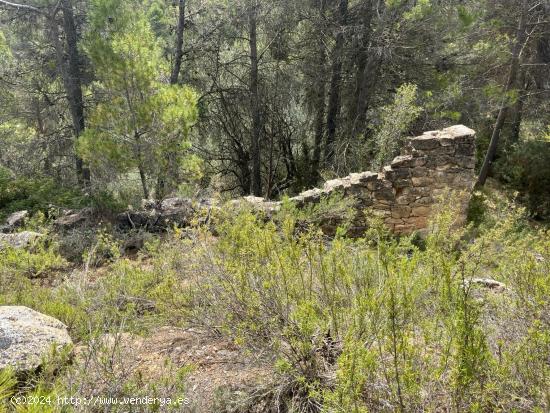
[0,190,548,412]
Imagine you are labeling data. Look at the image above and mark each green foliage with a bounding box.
[0,169,84,220]
[0,228,193,341]
[0,369,16,413]
[457,5,476,27]
[0,240,67,280]
[494,129,550,219]
[404,0,432,21]
[82,229,121,267]
[0,30,10,60]
[79,0,200,198]
[183,193,549,411]
[277,192,356,236]
[0,190,548,410]
[372,83,422,170]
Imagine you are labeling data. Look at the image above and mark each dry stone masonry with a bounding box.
[113,125,476,236]
[286,125,476,235]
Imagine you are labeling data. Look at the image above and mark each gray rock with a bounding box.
[323,178,351,193]
[0,306,72,373]
[390,155,415,169]
[242,196,281,215]
[141,199,159,210]
[443,125,475,141]
[54,208,92,230]
[383,165,411,182]
[409,135,441,151]
[160,197,193,211]
[0,231,42,249]
[349,171,378,185]
[5,210,28,230]
[291,188,322,205]
[465,278,506,291]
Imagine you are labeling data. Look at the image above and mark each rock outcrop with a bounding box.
[53,208,92,230]
[0,306,72,373]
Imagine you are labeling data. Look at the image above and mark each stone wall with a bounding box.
[112,125,476,236]
[248,124,476,235]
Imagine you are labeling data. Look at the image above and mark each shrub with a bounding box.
[0,170,85,221]
[372,83,422,170]
[0,191,548,411]
[494,131,550,219]
[0,238,68,281]
[183,193,549,411]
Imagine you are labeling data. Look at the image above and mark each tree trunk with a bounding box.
[170,0,186,85]
[34,98,51,175]
[135,131,149,199]
[509,67,527,145]
[249,0,262,196]
[323,0,348,166]
[311,0,327,184]
[60,0,90,185]
[157,0,186,198]
[349,3,376,138]
[139,165,150,199]
[351,55,380,138]
[477,0,528,187]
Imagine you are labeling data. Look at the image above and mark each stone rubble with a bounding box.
[1,210,28,233]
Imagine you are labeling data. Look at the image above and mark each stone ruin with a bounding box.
[245,124,477,235]
[110,125,477,236]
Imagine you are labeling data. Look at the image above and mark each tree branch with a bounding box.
[0,0,41,13]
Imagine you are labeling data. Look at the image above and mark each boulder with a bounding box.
[0,231,42,249]
[158,197,197,227]
[465,278,506,291]
[0,306,72,373]
[54,208,92,230]
[2,210,28,232]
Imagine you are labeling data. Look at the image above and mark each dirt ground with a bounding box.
[74,326,272,412]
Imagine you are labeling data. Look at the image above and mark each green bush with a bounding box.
[184,193,549,411]
[0,236,68,282]
[0,169,85,220]
[494,138,550,219]
[0,192,547,412]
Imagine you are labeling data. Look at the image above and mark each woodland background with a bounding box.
[0,0,548,218]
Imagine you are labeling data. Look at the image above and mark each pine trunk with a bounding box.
[249,0,262,196]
